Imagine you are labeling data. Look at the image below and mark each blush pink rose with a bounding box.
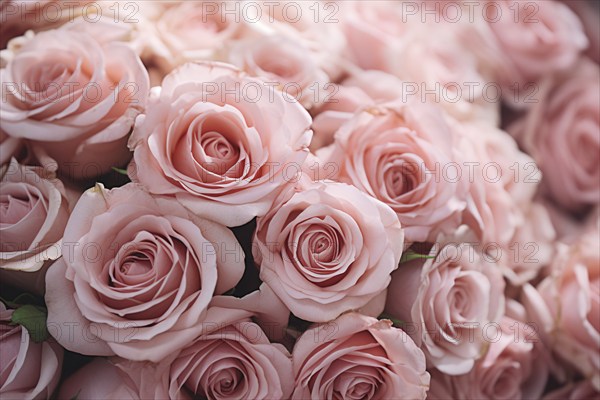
[0,159,70,272]
[57,358,169,400]
[292,312,430,400]
[142,1,251,74]
[0,17,150,180]
[45,182,245,362]
[499,202,556,286]
[476,0,588,88]
[0,302,63,399]
[385,229,506,375]
[509,58,600,212]
[460,122,540,248]
[168,316,293,399]
[318,101,469,243]
[128,61,312,227]
[428,313,548,400]
[310,70,404,151]
[522,230,600,391]
[253,178,403,322]
[228,35,329,109]
[341,1,409,72]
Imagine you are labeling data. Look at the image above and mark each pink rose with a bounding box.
[253,179,403,322]
[228,35,329,109]
[168,316,293,399]
[1,302,63,399]
[57,358,169,400]
[561,0,600,64]
[1,159,70,272]
[318,101,469,243]
[476,0,587,87]
[45,183,245,361]
[0,18,150,180]
[428,313,548,400]
[522,230,600,390]
[509,58,600,212]
[499,202,556,286]
[385,229,506,375]
[142,1,251,74]
[291,312,430,399]
[310,70,404,151]
[460,122,540,248]
[341,1,408,72]
[128,61,312,227]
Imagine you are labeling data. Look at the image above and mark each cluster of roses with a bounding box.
[1,1,598,399]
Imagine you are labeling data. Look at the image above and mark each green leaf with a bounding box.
[378,313,406,328]
[10,304,49,343]
[111,167,128,175]
[399,249,435,264]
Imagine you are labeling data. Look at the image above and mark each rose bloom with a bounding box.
[168,317,293,399]
[460,122,540,248]
[310,70,405,151]
[0,159,70,273]
[141,0,251,74]
[250,0,347,82]
[523,230,600,391]
[428,311,548,400]
[57,358,169,400]
[509,58,600,212]
[228,35,329,109]
[1,302,63,399]
[340,1,409,72]
[45,183,245,362]
[292,312,430,399]
[472,0,587,97]
[253,178,403,322]
[385,229,506,375]
[128,61,312,227]
[318,101,469,243]
[499,202,556,286]
[0,17,149,180]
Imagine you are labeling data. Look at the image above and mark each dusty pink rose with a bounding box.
[385,229,506,375]
[0,159,70,272]
[142,1,251,74]
[128,61,312,227]
[228,35,329,109]
[0,302,63,399]
[341,1,409,72]
[310,70,405,151]
[460,122,540,248]
[499,202,556,286]
[318,101,469,243]
[509,58,600,212]
[253,179,403,322]
[428,312,548,400]
[522,230,600,390]
[57,358,169,400]
[0,17,149,180]
[477,0,587,87]
[561,0,600,63]
[45,183,245,362]
[168,316,293,399]
[292,312,430,399]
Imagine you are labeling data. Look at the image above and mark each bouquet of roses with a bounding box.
[1,1,598,399]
